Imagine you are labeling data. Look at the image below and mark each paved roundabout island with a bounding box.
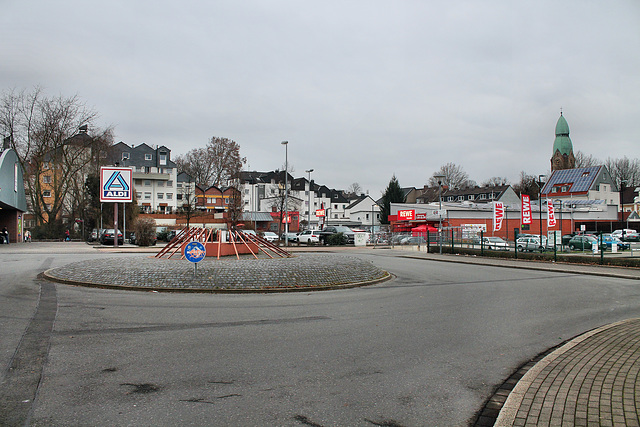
[43,253,391,292]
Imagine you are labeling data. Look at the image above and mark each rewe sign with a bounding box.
[493,202,504,231]
[398,209,415,221]
[100,167,133,202]
[521,195,532,225]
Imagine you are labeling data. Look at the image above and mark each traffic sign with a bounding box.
[184,241,206,263]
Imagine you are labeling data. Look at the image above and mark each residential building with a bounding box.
[541,166,619,206]
[110,142,178,213]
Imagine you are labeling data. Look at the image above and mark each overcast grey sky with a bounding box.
[2,1,639,195]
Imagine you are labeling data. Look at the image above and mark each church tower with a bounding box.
[551,112,575,171]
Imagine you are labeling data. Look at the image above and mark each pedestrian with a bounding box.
[65,229,70,242]
[2,226,9,244]
[24,230,31,242]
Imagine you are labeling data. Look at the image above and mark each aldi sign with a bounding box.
[100,167,133,202]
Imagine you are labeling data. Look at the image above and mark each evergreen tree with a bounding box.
[380,175,405,224]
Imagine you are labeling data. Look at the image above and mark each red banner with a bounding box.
[547,200,557,228]
[493,202,504,231]
[521,195,532,225]
[398,209,415,221]
[315,209,325,217]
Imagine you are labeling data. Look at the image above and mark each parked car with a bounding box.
[516,236,548,252]
[612,229,640,242]
[88,229,99,242]
[99,229,124,245]
[130,231,157,246]
[568,235,598,251]
[401,236,427,245]
[262,232,278,242]
[482,236,509,250]
[280,232,298,242]
[601,234,629,251]
[318,226,356,244]
[297,230,321,244]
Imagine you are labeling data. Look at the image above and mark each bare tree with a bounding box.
[0,87,113,234]
[428,163,474,189]
[574,150,600,168]
[512,171,541,200]
[346,182,363,197]
[176,136,246,188]
[605,156,640,187]
[481,176,509,187]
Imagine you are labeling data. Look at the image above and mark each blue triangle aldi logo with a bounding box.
[100,167,133,202]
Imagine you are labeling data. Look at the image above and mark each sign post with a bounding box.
[184,241,207,276]
[100,167,133,247]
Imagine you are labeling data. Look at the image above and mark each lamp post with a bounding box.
[281,141,289,246]
[305,168,314,230]
[538,174,545,252]
[434,174,445,254]
[620,180,627,224]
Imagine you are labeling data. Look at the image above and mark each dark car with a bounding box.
[568,235,598,251]
[99,229,124,245]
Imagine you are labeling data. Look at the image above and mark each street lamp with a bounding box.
[281,141,289,246]
[434,174,446,254]
[538,174,545,252]
[620,180,627,224]
[305,168,314,230]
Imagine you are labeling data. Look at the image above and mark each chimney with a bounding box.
[79,124,88,133]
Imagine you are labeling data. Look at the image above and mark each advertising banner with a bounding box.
[547,199,557,228]
[493,202,504,232]
[521,194,532,225]
[315,209,326,217]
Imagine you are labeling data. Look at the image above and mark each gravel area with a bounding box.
[43,253,390,292]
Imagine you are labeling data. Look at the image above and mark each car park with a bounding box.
[262,232,278,242]
[297,230,320,244]
[99,229,124,245]
[130,231,157,246]
[482,236,509,250]
[568,235,598,251]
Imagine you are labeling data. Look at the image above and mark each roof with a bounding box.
[542,166,603,194]
[241,212,275,222]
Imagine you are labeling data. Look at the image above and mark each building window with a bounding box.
[43,175,51,184]
[158,181,164,187]
[145,180,151,186]
[552,187,558,193]
[167,181,173,187]
[43,190,51,198]
[159,153,167,165]
[468,195,474,200]
[144,192,151,199]
[145,154,152,161]
[135,179,142,186]
[157,193,164,199]
[166,193,173,200]
[136,192,142,199]
[177,194,183,200]
[166,168,172,173]
[562,186,569,192]
[122,152,130,161]
[177,182,182,188]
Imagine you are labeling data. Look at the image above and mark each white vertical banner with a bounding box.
[493,202,504,232]
[521,194,532,225]
[547,199,557,228]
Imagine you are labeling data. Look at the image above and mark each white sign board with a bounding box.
[100,167,133,202]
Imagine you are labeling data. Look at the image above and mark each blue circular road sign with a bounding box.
[184,241,207,263]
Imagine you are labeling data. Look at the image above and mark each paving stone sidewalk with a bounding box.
[481,318,640,427]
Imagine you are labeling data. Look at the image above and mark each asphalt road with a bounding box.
[2,243,640,426]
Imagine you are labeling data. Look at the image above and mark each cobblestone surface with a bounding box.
[494,318,640,427]
[44,253,390,292]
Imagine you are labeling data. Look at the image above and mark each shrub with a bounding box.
[327,232,346,245]
[133,217,156,246]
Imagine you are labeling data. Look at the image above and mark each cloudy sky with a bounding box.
[2,1,639,196]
